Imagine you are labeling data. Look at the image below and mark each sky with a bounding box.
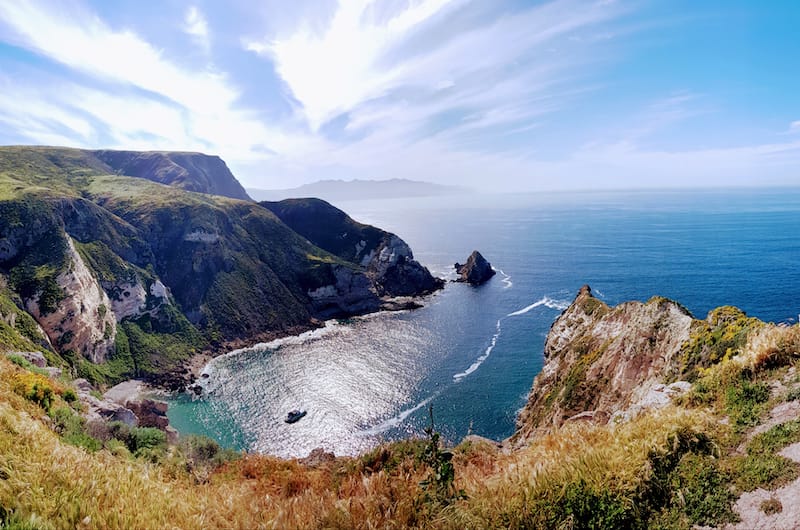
[0,0,798,192]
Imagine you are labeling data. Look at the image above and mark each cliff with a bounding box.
[0,146,441,387]
[513,285,694,442]
[263,198,443,301]
[93,149,251,201]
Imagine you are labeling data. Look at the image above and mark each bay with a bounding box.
[167,188,800,457]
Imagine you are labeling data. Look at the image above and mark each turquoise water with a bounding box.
[167,188,800,457]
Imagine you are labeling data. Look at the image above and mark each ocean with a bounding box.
[166,188,800,458]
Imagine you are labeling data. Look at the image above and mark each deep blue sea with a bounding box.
[166,188,800,458]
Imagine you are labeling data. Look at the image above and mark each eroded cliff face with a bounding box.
[513,285,694,445]
[25,238,117,363]
[262,198,443,309]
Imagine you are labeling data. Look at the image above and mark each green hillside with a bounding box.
[0,146,438,387]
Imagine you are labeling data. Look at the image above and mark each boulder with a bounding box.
[6,351,47,368]
[125,399,170,430]
[454,251,496,285]
[74,380,138,427]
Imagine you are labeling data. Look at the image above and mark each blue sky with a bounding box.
[0,0,798,191]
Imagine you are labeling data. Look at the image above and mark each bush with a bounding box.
[102,422,167,461]
[12,372,56,411]
[49,406,101,452]
[179,435,239,468]
[725,378,770,430]
[657,453,738,526]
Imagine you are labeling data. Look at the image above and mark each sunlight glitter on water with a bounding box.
[198,313,435,457]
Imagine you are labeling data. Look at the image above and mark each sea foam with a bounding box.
[507,296,569,317]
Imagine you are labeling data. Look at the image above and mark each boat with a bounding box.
[284,409,307,424]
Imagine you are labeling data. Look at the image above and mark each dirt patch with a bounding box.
[744,401,800,443]
[725,442,800,530]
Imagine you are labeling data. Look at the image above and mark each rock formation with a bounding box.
[512,285,694,445]
[454,251,496,285]
[24,238,117,364]
[262,198,444,314]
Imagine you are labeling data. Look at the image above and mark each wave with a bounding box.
[507,296,569,317]
[495,268,513,289]
[361,393,439,435]
[453,319,501,382]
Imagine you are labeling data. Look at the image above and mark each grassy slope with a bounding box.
[261,198,386,264]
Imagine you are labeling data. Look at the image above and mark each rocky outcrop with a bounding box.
[103,380,178,443]
[367,234,444,297]
[25,238,116,364]
[93,150,251,201]
[306,265,381,318]
[5,351,46,367]
[263,198,443,306]
[512,285,693,446]
[454,251,495,285]
[74,378,137,426]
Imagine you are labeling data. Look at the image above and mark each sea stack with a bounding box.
[454,250,496,285]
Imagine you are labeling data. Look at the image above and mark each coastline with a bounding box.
[177,291,444,392]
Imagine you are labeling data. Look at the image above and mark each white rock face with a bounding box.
[183,230,219,243]
[150,280,168,300]
[306,265,381,317]
[26,238,117,363]
[611,381,692,423]
[110,281,147,321]
[108,278,169,321]
[367,235,412,276]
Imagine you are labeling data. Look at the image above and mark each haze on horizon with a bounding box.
[0,0,798,192]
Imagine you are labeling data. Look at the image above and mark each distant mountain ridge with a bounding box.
[248,178,470,202]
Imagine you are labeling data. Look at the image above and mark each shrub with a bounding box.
[12,372,56,411]
[725,378,770,430]
[50,406,101,452]
[761,497,782,515]
[418,406,465,506]
[657,453,738,526]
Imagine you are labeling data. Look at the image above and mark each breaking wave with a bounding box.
[507,296,569,317]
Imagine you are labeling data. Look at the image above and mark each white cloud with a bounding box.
[790,120,800,133]
[0,0,329,171]
[183,6,210,50]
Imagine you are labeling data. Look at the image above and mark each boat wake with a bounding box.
[454,319,501,382]
[496,268,513,289]
[361,393,440,435]
[451,295,569,385]
[507,296,569,317]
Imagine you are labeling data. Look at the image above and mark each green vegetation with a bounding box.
[732,421,800,491]
[418,406,464,506]
[678,306,762,380]
[651,453,739,527]
[0,146,387,384]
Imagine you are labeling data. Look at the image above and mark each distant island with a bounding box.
[247,178,471,202]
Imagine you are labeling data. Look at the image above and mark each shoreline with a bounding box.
[176,290,445,392]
